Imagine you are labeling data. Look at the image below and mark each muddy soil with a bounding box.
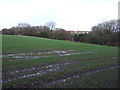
[2,62,71,83]
[29,64,120,88]
[2,50,94,62]
[2,49,118,88]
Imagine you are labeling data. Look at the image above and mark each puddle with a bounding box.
[43,65,119,87]
[3,50,75,58]
[3,51,94,62]
[59,52,94,56]
[0,55,2,58]
[3,68,59,83]
[13,56,23,59]
[112,57,120,60]
[5,62,71,74]
[3,62,71,83]
[44,50,75,54]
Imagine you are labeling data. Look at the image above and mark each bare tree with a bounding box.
[18,23,31,28]
[45,21,56,31]
[45,21,56,38]
[90,19,119,46]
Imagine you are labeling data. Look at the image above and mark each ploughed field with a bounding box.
[2,35,119,88]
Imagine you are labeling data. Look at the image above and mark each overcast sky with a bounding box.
[0,0,119,31]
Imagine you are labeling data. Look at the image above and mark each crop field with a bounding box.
[2,35,119,88]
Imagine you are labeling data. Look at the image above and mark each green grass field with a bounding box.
[2,35,119,88]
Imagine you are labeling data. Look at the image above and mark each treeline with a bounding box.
[74,20,120,47]
[2,22,74,41]
[2,20,120,47]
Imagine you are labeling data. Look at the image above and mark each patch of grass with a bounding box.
[2,35,118,55]
[50,68,119,88]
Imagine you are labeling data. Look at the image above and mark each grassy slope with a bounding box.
[2,35,118,54]
[2,35,119,88]
[2,35,118,70]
